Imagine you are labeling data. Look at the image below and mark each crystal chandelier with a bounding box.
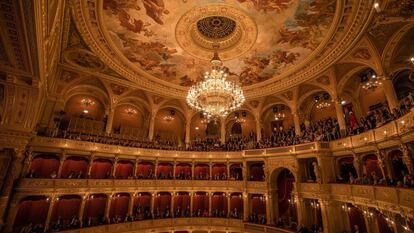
[274,112,285,121]
[81,98,95,106]
[361,74,382,90]
[186,51,245,119]
[163,110,175,122]
[314,93,331,110]
[125,108,137,115]
[272,105,285,121]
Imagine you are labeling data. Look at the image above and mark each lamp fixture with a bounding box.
[272,105,286,121]
[361,74,382,90]
[163,109,175,122]
[234,111,247,124]
[81,98,95,106]
[314,93,331,110]
[186,47,245,121]
[125,108,137,115]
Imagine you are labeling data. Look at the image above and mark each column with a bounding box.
[190,192,194,216]
[87,154,95,178]
[148,113,156,141]
[111,157,118,177]
[185,121,191,148]
[79,195,87,227]
[105,108,115,134]
[44,196,56,232]
[319,199,333,233]
[352,153,361,178]
[227,193,231,217]
[242,161,248,181]
[382,77,398,111]
[57,152,66,178]
[292,110,301,136]
[209,162,212,180]
[226,161,230,180]
[0,148,25,230]
[243,192,249,221]
[376,150,388,179]
[20,150,33,178]
[173,160,177,180]
[150,193,155,216]
[208,193,212,217]
[255,119,262,142]
[401,144,414,175]
[154,160,159,180]
[128,193,134,216]
[133,159,139,178]
[171,192,175,217]
[295,196,306,227]
[3,197,21,233]
[105,194,112,220]
[333,98,346,136]
[191,161,195,179]
[220,118,226,144]
[266,193,272,225]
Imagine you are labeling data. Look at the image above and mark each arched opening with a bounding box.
[229,193,243,219]
[249,194,266,224]
[27,154,60,178]
[225,110,256,140]
[248,162,265,181]
[192,192,209,217]
[50,195,82,231]
[363,154,384,183]
[133,192,152,220]
[190,112,220,141]
[83,194,107,226]
[109,193,130,223]
[346,204,367,233]
[337,157,357,183]
[229,163,243,180]
[115,160,134,179]
[388,149,408,182]
[269,167,297,228]
[14,196,49,232]
[154,108,185,146]
[89,158,113,179]
[375,210,395,233]
[194,163,209,180]
[136,161,155,179]
[154,192,172,218]
[156,162,173,179]
[175,163,192,180]
[173,192,191,217]
[64,95,106,133]
[211,192,227,218]
[112,104,146,137]
[61,156,88,179]
[261,104,294,138]
[212,163,227,180]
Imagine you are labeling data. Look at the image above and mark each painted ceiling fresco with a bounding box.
[103,0,336,87]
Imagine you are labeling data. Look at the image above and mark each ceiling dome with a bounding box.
[71,0,371,98]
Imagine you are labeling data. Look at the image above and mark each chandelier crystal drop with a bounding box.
[186,51,245,120]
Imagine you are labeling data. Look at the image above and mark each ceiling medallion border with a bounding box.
[71,0,372,99]
[175,4,258,61]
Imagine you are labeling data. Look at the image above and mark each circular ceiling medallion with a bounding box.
[196,16,236,39]
[175,4,257,61]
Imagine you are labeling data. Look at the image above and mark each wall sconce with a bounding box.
[373,2,380,12]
